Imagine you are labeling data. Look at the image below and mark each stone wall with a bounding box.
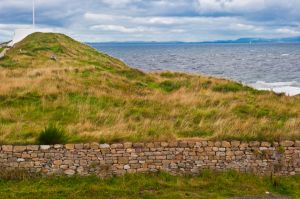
[0,140,299,177]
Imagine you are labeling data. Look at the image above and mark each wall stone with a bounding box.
[0,140,299,177]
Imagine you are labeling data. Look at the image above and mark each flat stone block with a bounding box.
[26,145,39,151]
[13,146,26,152]
[100,144,110,149]
[65,144,75,150]
[2,145,13,152]
[222,141,231,148]
[280,141,294,147]
[40,145,51,150]
[124,142,132,148]
[64,169,76,175]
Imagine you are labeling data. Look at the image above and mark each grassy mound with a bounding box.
[0,33,129,70]
[0,33,299,144]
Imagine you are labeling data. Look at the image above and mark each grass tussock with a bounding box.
[0,168,37,181]
[37,124,68,145]
[0,33,300,144]
[0,171,299,198]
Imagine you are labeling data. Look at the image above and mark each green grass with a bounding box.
[0,33,300,144]
[177,129,213,137]
[0,171,299,199]
[37,124,68,144]
[159,79,191,92]
[0,47,4,54]
[212,82,249,92]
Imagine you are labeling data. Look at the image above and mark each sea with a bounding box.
[90,43,300,96]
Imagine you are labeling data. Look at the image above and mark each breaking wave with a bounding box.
[249,81,300,96]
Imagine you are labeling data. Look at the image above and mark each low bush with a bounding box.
[212,82,246,92]
[159,80,190,92]
[37,125,68,145]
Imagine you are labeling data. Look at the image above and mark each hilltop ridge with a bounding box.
[0,33,128,70]
[0,33,299,144]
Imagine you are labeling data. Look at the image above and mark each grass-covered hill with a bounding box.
[0,32,299,144]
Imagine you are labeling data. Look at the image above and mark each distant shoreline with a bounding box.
[87,41,300,46]
[86,36,300,45]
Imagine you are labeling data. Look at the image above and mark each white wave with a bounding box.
[249,81,300,96]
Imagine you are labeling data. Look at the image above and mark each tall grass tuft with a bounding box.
[0,168,37,180]
[37,124,68,145]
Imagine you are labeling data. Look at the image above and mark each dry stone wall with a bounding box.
[0,140,299,177]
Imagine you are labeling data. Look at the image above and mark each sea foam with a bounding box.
[249,81,300,96]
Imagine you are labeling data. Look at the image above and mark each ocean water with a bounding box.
[90,43,300,96]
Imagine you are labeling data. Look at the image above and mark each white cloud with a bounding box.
[276,28,300,36]
[233,23,263,32]
[90,25,159,33]
[196,0,265,13]
[101,0,141,8]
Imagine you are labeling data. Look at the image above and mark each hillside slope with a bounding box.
[0,33,299,144]
[0,33,129,70]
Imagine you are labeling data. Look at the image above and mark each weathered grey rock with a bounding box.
[111,143,123,149]
[231,141,240,147]
[65,144,75,150]
[14,146,26,152]
[27,145,39,151]
[40,145,51,150]
[54,144,63,149]
[90,142,100,149]
[161,142,169,147]
[249,141,260,147]
[124,142,132,148]
[133,143,144,148]
[74,144,83,149]
[222,141,231,148]
[2,145,13,152]
[100,144,110,149]
[64,169,75,175]
[280,141,294,147]
[261,142,271,147]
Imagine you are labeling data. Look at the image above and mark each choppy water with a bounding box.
[91,43,300,96]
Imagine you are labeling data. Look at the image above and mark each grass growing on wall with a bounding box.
[0,47,5,54]
[0,33,300,144]
[0,171,299,199]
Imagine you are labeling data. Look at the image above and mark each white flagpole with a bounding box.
[32,0,35,29]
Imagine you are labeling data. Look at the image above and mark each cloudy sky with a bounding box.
[0,0,300,42]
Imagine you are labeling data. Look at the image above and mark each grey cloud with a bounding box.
[0,0,299,42]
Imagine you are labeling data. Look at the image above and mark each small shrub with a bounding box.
[0,57,18,68]
[212,82,246,93]
[159,80,190,92]
[159,80,181,92]
[118,69,145,79]
[160,72,178,78]
[37,125,68,145]
[233,105,279,119]
[201,80,212,89]
[277,146,285,154]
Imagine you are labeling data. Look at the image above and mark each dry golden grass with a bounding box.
[0,33,299,144]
